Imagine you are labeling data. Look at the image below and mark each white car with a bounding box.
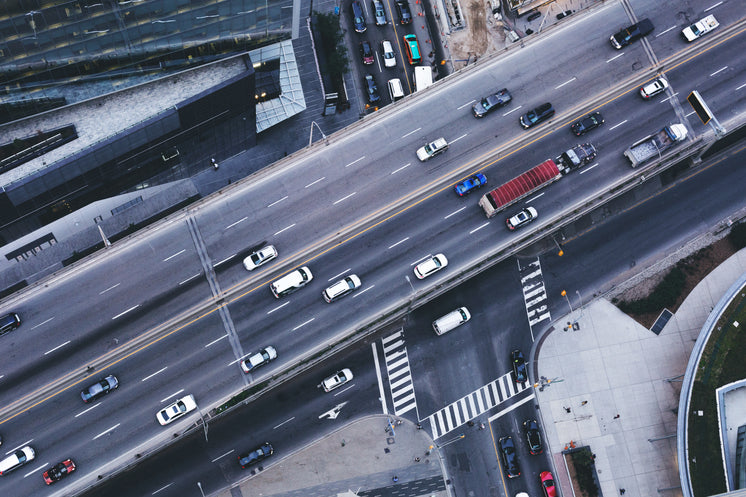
[639,78,669,99]
[381,40,396,68]
[416,137,448,161]
[414,253,448,279]
[240,346,278,373]
[323,274,362,302]
[681,14,718,42]
[243,245,278,270]
[322,369,353,392]
[157,394,197,425]
[506,207,538,230]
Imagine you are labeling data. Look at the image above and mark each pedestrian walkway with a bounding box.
[427,371,530,439]
[533,246,746,497]
[382,330,418,416]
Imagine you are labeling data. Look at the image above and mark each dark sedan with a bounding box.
[364,74,381,104]
[238,442,274,468]
[498,436,520,478]
[472,89,512,117]
[523,419,543,455]
[571,112,604,135]
[512,349,527,383]
[520,102,554,129]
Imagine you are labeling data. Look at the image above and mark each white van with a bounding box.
[388,78,404,101]
[0,446,35,475]
[432,307,471,335]
[270,267,313,298]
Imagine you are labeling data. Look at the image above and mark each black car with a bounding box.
[395,0,412,24]
[610,18,654,49]
[364,74,380,104]
[472,88,512,118]
[351,0,367,33]
[498,436,520,478]
[570,112,604,136]
[523,419,543,455]
[359,40,374,65]
[238,442,273,468]
[512,349,527,383]
[80,375,119,403]
[520,102,554,129]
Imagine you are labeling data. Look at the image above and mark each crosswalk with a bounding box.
[427,372,530,439]
[381,330,418,416]
[518,257,551,328]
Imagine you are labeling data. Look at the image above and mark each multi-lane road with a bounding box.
[0,1,745,496]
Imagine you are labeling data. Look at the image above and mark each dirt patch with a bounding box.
[447,1,506,67]
[613,237,738,328]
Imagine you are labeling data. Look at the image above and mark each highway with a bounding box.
[78,142,746,497]
[0,0,744,495]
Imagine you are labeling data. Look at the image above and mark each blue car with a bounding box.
[454,173,487,196]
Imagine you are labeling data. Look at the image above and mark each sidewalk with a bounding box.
[213,415,448,497]
[533,246,746,497]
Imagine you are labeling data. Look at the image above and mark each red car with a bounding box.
[540,470,557,497]
[43,458,76,485]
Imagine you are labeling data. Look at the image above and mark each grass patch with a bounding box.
[688,289,746,497]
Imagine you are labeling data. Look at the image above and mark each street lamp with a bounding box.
[197,482,206,497]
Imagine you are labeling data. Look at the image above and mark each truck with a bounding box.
[681,14,719,42]
[414,66,433,92]
[555,143,597,172]
[478,159,562,218]
[623,124,688,167]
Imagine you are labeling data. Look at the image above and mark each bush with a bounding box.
[570,447,599,497]
[729,221,746,250]
[618,266,685,314]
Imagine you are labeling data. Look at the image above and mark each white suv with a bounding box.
[381,40,396,67]
[322,369,354,392]
[323,275,362,302]
[270,267,313,298]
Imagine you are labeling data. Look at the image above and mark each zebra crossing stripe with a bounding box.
[475,389,485,412]
[467,393,477,415]
[490,381,501,404]
[381,329,419,417]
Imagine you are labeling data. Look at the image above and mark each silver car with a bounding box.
[243,245,278,270]
[372,0,386,25]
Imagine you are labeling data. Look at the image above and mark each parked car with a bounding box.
[243,245,278,270]
[380,39,396,68]
[498,436,521,478]
[416,137,448,161]
[472,89,512,117]
[238,442,273,468]
[395,0,412,24]
[512,349,527,383]
[43,459,76,485]
[359,40,374,65]
[372,0,386,25]
[540,470,557,497]
[520,103,554,129]
[80,375,119,403]
[639,77,669,99]
[610,18,654,49]
[414,253,448,279]
[523,419,543,455]
[323,274,362,302]
[570,112,604,136]
[157,394,197,425]
[402,33,421,64]
[364,74,381,104]
[241,346,278,373]
[388,78,404,100]
[506,207,538,230]
[322,368,353,392]
[455,173,487,196]
[351,0,367,32]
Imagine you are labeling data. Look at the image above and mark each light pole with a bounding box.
[309,121,328,146]
[561,290,579,331]
[197,482,206,497]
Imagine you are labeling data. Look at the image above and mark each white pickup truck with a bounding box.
[681,15,719,42]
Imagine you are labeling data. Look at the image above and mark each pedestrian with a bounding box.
[581,400,588,406]
[416,423,422,430]
[620,489,625,495]
[564,406,571,413]
[414,457,420,462]
[392,476,399,483]
[396,419,403,426]
[479,422,485,430]
[467,420,475,427]
[614,414,621,419]
[211,158,219,170]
